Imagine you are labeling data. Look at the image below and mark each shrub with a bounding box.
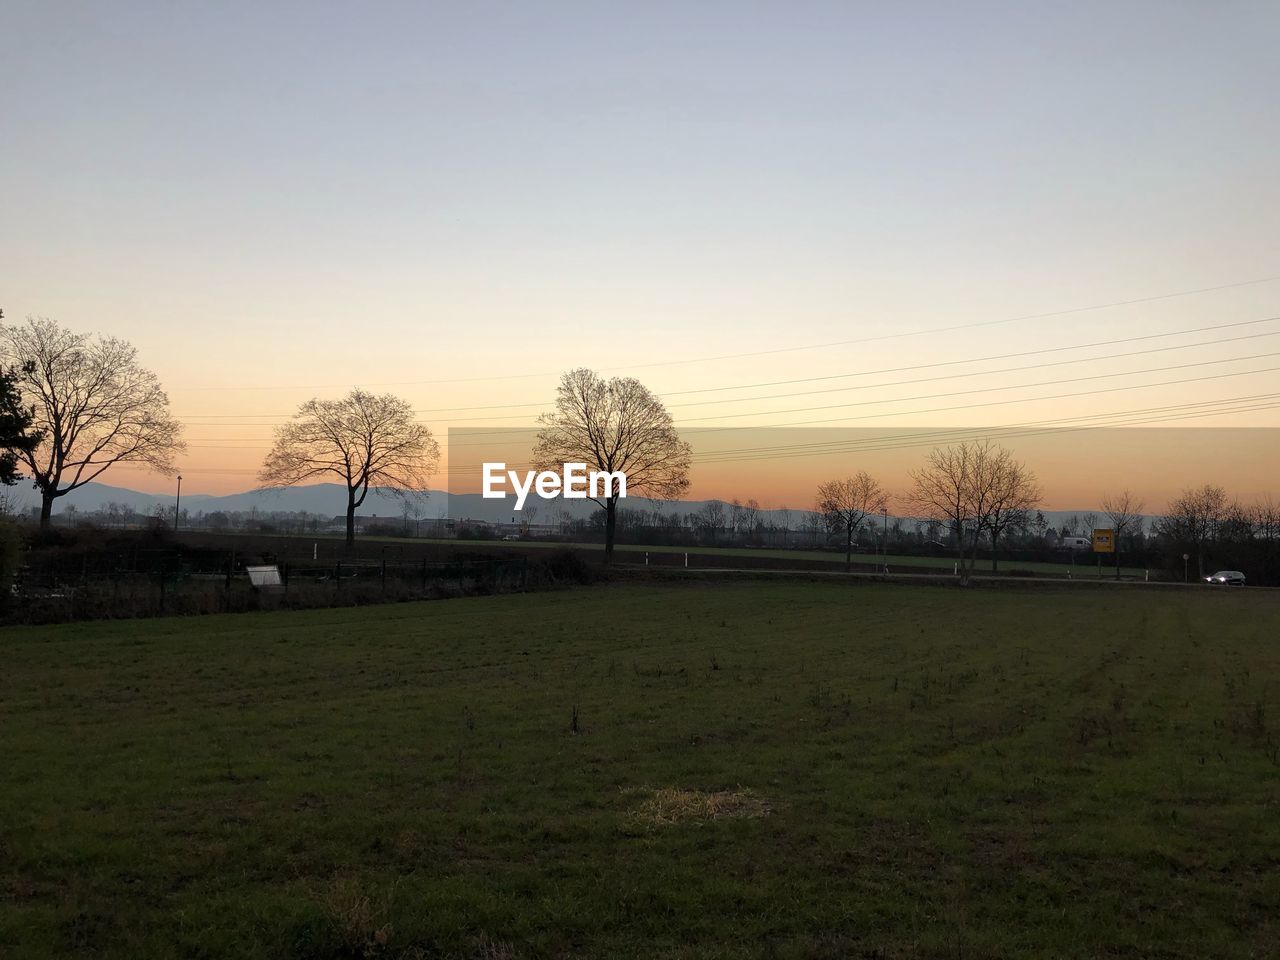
[0,520,21,605]
[540,548,601,585]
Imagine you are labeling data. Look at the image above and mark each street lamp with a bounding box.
[174,474,183,532]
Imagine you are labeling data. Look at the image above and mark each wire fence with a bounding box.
[7,550,540,624]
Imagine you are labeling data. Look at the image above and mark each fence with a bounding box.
[6,549,538,624]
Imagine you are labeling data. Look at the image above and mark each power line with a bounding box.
[689,402,1280,470]
[183,346,1280,450]
[688,394,1280,464]
[692,363,1280,429]
[173,314,1280,422]
[433,314,1280,412]
[170,273,1280,392]
[440,363,1280,470]
[667,330,1280,410]
[676,349,1280,423]
[440,393,1280,479]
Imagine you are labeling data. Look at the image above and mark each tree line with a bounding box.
[1,313,1276,580]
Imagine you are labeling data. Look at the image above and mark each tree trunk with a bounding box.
[961,525,978,585]
[990,529,999,572]
[1115,545,1121,580]
[39,490,55,529]
[845,525,853,571]
[345,495,356,549]
[604,499,618,563]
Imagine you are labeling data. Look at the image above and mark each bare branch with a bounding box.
[532,368,691,561]
[0,317,185,524]
[259,389,440,546]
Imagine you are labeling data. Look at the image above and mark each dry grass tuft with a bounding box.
[471,933,522,959]
[626,786,774,828]
[318,874,394,956]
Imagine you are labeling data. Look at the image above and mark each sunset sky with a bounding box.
[3,2,1279,510]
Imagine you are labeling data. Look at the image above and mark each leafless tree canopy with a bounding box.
[984,453,1042,571]
[260,389,439,545]
[1252,494,1280,543]
[695,500,726,542]
[534,369,691,502]
[1156,483,1230,578]
[908,440,1040,580]
[0,316,185,525]
[816,472,887,568]
[1101,489,1146,579]
[908,442,978,555]
[533,368,691,560]
[1102,490,1145,538]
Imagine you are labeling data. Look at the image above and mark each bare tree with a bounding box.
[522,503,539,537]
[533,369,691,563]
[908,440,1032,583]
[984,454,1042,572]
[908,443,978,580]
[742,498,762,542]
[1101,490,1145,580]
[401,496,430,538]
[1156,484,1228,579]
[817,472,887,570]
[259,389,439,547]
[802,508,824,547]
[1080,512,1100,541]
[1,316,184,527]
[729,498,746,540]
[1251,495,1280,544]
[694,500,725,544]
[776,506,792,546]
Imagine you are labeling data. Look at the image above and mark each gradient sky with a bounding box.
[3,1,1279,508]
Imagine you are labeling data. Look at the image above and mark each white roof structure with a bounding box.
[245,565,283,588]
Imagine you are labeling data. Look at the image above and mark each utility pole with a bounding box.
[174,474,183,532]
[882,506,889,573]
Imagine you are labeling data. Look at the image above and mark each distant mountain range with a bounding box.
[0,480,1132,532]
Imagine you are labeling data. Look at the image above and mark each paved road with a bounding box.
[619,565,1260,589]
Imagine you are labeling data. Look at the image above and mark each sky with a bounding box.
[2,1,1279,509]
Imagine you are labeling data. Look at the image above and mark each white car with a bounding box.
[1203,570,1246,585]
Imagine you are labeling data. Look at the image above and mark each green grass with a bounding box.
[2,582,1277,958]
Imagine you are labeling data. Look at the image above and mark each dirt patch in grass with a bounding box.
[625,786,774,828]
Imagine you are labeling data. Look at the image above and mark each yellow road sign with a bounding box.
[1092,528,1115,553]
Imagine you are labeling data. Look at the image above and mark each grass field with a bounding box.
[2,581,1277,958]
